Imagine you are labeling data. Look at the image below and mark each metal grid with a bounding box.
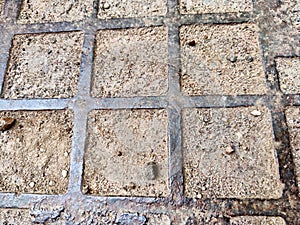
[0,0,299,224]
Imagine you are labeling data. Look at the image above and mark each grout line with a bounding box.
[67,105,89,194]
[0,99,70,110]
[3,0,22,23]
[0,34,13,96]
[167,107,184,203]
[77,31,96,97]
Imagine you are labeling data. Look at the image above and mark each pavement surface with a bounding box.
[0,0,300,224]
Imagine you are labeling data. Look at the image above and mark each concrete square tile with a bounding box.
[18,0,94,24]
[230,216,286,225]
[179,0,253,14]
[2,32,84,99]
[92,27,168,98]
[182,106,282,199]
[83,109,169,197]
[0,110,73,194]
[98,0,167,19]
[180,24,267,95]
[275,57,300,94]
[285,107,300,195]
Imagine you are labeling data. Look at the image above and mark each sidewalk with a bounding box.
[0,0,299,224]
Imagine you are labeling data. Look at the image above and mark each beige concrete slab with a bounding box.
[3,32,84,99]
[180,24,266,95]
[92,27,168,98]
[179,0,253,14]
[0,110,73,194]
[18,0,94,24]
[230,216,286,225]
[98,0,167,19]
[275,57,300,94]
[83,109,169,197]
[182,106,282,199]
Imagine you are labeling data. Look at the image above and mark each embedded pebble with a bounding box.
[250,110,262,116]
[49,181,55,186]
[225,146,235,155]
[103,2,110,9]
[227,55,238,63]
[144,162,158,180]
[29,182,35,188]
[0,118,16,132]
[61,170,68,178]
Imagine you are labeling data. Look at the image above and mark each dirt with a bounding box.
[275,57,300,94]
[98,0,167,19]
[2,32,84,99]
[18,0,94,24]
[0,110,73,194]
[285,107,300,196]
[83,109,169,197]
[179,0,253,14]
[180,23,267,96]
[92,26,168,98]
[182,106,283,199]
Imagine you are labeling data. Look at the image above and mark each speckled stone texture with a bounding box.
[285,107,300,196]
[230,216,286,225]
[83,109,168,197]
[18,0,94,24]
[275,57,300,94]
[0,110,73,194]
[0,209,32,224]
[92,27,168,98]
[2,32,84,99]
[179,0,253,14]
[180,23,266,95]
[182,106,282,199]
[98,0,167,19]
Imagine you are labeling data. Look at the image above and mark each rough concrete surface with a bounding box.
[0,0,300,224]
[92,26,168,98]
[83,109,168,197]
[230,216,286,225]
[182,106,282,199]
[180,24,267,96]
[98,0,167,19]
[3,32,84,99]
[0,110,73,194]
[18,0,94,24]
[285,107,300,195]
[275,57,300,94]
[179,0,253,14]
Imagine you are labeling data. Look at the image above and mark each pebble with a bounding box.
[29,182,35,188]
[250,110,262,116]
[64,152,69,157]
[49,180,55,186]
[0,117,16,132]
[225,146,235,155]
[144,162,158,180]
[227,55,238,63]
[246,55,254,62]
[103,2,110,9]
[62,170,68,178]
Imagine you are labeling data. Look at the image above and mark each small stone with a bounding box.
[196,193,202,199]
[225,146,235,155]
[29,182,35,188]
[0,117,16,132]
[144,162,158,180]
[227,55,238,63]
[188,40,196,46]
[250,110,262,116]
[103,2,110,9]
[61,170,68,178]
[64,152,69,157]
[246,55,254,62]
[49,181,55,186]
